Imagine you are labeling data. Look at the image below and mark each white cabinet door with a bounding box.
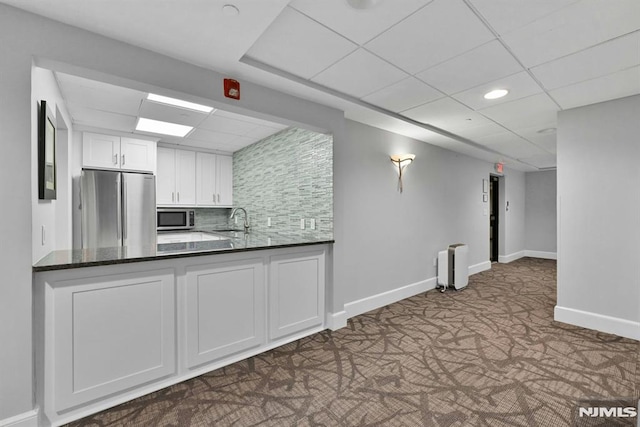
[175,150,196,205]
[269,250,325,340]
[216,155,233,207]
[156,147,176,205]
[196,152,217,206]
[120,137,156,173]
[185,259,265,368]
[82,133,120,170]
[51,270,175,411]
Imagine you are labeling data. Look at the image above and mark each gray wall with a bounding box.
[0,4,344,422]
[557,94,640,339]
[233,127,333,236]
[525,170,557,254]
[334,120,526,308]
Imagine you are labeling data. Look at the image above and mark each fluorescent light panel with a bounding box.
[136,117,193,137]
[147,93,214,113]
[484,89,509,100]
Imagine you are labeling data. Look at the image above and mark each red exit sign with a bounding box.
[495,163,504,173]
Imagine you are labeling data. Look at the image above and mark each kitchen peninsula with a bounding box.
[33,231,333,426]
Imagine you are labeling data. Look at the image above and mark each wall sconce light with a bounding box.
[390,154,415,193]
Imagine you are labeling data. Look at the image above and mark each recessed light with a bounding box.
[484,89,509,100]
[222,4,239,16]
[136,118,193,137]
[346,0,380,9]
[537,127,557,134]
[147,93,214,113]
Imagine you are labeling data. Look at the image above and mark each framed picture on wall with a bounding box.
[38,100,57,200]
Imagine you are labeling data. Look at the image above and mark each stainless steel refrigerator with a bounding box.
[81,169,156,250]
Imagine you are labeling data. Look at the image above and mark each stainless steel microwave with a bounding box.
[157,209,195,230]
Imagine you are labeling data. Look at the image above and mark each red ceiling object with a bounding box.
[224,78,240,100]
[495,163,504,173]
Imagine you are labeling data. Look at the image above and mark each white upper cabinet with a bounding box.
[157,147,196,206]
[175,150,196,205]
[216,155,233,207]
[83,132,156,173]
[156,147,176,205]
[196,153,233,207]
[120,137,157,173]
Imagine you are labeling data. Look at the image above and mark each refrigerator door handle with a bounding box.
[122,181,127,242]
[116,180,123,245]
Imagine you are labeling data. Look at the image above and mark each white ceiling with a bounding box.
[4,0,640,168]
[55,72,289,152]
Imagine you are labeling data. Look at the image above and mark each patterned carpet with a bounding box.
[68,258,640,426]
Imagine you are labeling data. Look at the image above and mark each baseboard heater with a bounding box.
[437,244,469,292]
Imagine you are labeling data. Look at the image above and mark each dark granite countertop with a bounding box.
[33,229,334,272]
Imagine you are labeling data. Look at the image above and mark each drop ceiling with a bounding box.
[4,0,640,167]
[55,72,289,153]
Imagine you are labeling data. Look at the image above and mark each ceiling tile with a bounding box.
[451,71,544,110]
[512,124,557,153]
[454,121,506,139]
[475,132,549,159]
[415,40,524,95]
[311,48,408,98]
[57,74,144,116]
[531,31,640,90]
[243,126,284,140]
[467,0,580,36]
[361,77,444,112]
[70,108,137,133]
[289,0,431,45]
[365,0,494,74]
[402,97,494,132]
[502,0,640,67]
[138,100,209,127]
[178,138,238,153]
[198,113,259,136]
[244,7,357,79]
[188,128,238,145]
[518,153,557,169]
[479,93,559,129]
[549,66,640,110]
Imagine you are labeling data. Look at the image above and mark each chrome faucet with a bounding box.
[230,207,250,233]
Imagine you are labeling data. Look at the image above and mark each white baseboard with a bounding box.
[345,277,438,319]
[554,305,640,341]
[469,261,491,275]
[0,410,38,427]
[326,311,347,331]
[524,250,557,260]
[498,251,525,263]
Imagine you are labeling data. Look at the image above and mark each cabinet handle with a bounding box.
[213,193,215,203]
[177,192,180,203]
[113,154,118,165]
[217,194,220,203]
[172,192,175,202]
[122,154,125,165]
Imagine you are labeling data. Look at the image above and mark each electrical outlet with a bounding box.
[41,225,46,245]
[310,219,316,230]
[234,216,238,224]
[267,217,271,227]
[300,218,305,230]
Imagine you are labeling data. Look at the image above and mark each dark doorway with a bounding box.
[489,175,500,262]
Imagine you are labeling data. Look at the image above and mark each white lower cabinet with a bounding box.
[185,259,265,368]
[269,250,325,340]
[35,246,328,426]
[47,270,176,412]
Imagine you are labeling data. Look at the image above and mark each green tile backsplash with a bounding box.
[232,127,333,237]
